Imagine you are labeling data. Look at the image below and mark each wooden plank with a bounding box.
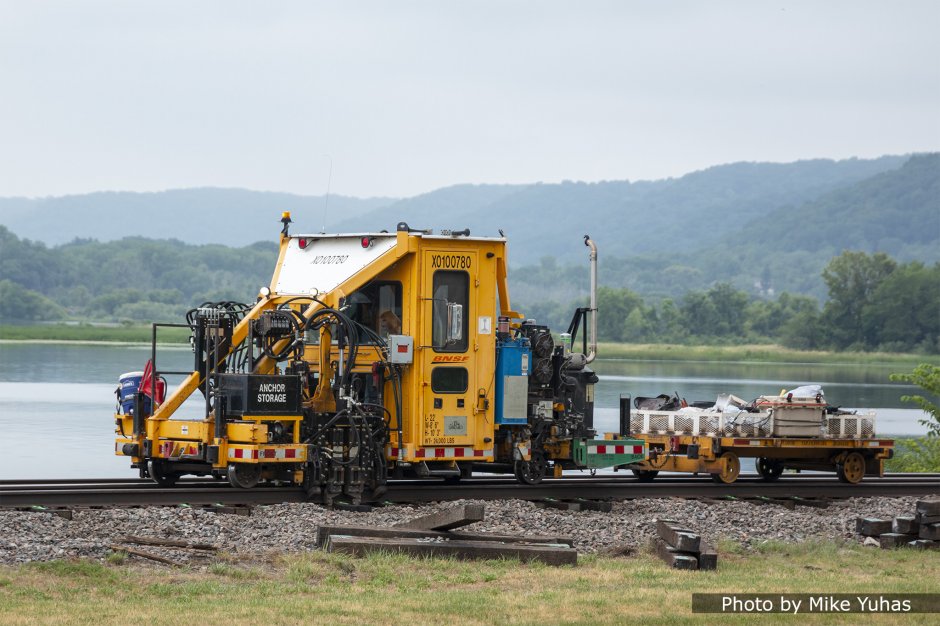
[448,531,575,547]
[327,535,577,566]
[394,504,485,531]
[110,544,183,567]
[879,533,916,549]
[916,499,940,516]
[121,535,218,551]
[919,523,940,541]
[892,516,920,535]
[316,524,574,548]
[656,519,701,553]
[856,518,892,537]
[652,538,698,570]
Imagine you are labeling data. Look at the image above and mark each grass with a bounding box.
[597,342,937,366]
[1,541,938,625]
[3,325,937,366]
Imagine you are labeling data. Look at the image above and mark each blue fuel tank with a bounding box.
[494,338,531,425]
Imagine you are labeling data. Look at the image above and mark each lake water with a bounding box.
[0,343,931,479]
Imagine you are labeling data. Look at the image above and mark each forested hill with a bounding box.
[0,155,909,263]
[2,153,937,329]
[510,153,940,306]
[0,188,392,247]
[332,155,909,263]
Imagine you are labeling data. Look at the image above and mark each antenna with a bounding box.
[321,154,333,234]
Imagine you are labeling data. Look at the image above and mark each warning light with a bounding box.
[298,238,308,249]
[282,211,291,220]
[361,236,374,248]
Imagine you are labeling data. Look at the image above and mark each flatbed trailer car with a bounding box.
[615,432,894,484]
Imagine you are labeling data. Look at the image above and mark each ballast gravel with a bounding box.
[0,495,923,565]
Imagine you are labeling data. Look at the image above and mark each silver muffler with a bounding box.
[584,235,597,363]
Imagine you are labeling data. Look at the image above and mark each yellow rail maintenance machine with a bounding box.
[115,217,645,503]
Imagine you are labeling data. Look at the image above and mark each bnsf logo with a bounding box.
[431,255,471,269]
[433,355,470,362]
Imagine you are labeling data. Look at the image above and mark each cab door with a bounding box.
[420,249,478,452]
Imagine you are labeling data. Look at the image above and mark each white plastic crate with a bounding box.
[825,413,876,439]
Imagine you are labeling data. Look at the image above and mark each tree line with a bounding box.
[1,225,937,354]
[521,251,939,354]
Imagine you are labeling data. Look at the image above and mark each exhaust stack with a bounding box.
[584,235,597,364]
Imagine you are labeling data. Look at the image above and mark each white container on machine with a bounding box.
[756,395,826,437]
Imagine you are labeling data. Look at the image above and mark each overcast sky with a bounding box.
[0,1,937,199]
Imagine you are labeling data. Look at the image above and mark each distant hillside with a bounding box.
[0,188,393,247]
[332,155,909,264]
[512,153,939,308]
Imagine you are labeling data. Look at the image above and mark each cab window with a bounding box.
[432,270,468,352]
[309,280,402,344]
[432,367,468,393]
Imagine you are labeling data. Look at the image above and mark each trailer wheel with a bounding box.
[631,469,659,482]
[837,452,866,484]
[710,452,741,484]
[756,458,784,481]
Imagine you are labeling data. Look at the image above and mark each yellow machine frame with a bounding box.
[116,225,527,478]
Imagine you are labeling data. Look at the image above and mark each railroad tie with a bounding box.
[327,535,577,566]
[394,503,485,531]
[653,519,716,571]
[856,518,892,537]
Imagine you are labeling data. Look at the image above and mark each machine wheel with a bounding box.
[227,462,262,489]
[149,460,180,487]
[756,458,784,481]
[710,452,741,484]
[514,452,547,485]
[631,469,659,482]
[837,452,866,484]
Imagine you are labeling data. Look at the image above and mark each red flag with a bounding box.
[139,359,166,404]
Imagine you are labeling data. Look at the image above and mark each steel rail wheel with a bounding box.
[710,452,741,484]
[514,452,547,485]
[837,451,866,484]
[631,469,660,482]
[756,457,784,482]
[148,460,180,487]
[227,463,262,489]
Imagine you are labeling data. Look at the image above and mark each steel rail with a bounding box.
[1,476,937,508]
[3,472,937,487]
[2,474,938,493]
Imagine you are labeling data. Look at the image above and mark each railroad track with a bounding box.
[2,474,938,509]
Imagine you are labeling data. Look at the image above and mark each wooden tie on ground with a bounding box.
[316,524,574,548]
[322,504,578,566]
[856,518,892,537]
[109,535,220,567]
[652,519,716,571]
[857,499,940,550]
[328,535,576,565]
[393,503,485,531]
